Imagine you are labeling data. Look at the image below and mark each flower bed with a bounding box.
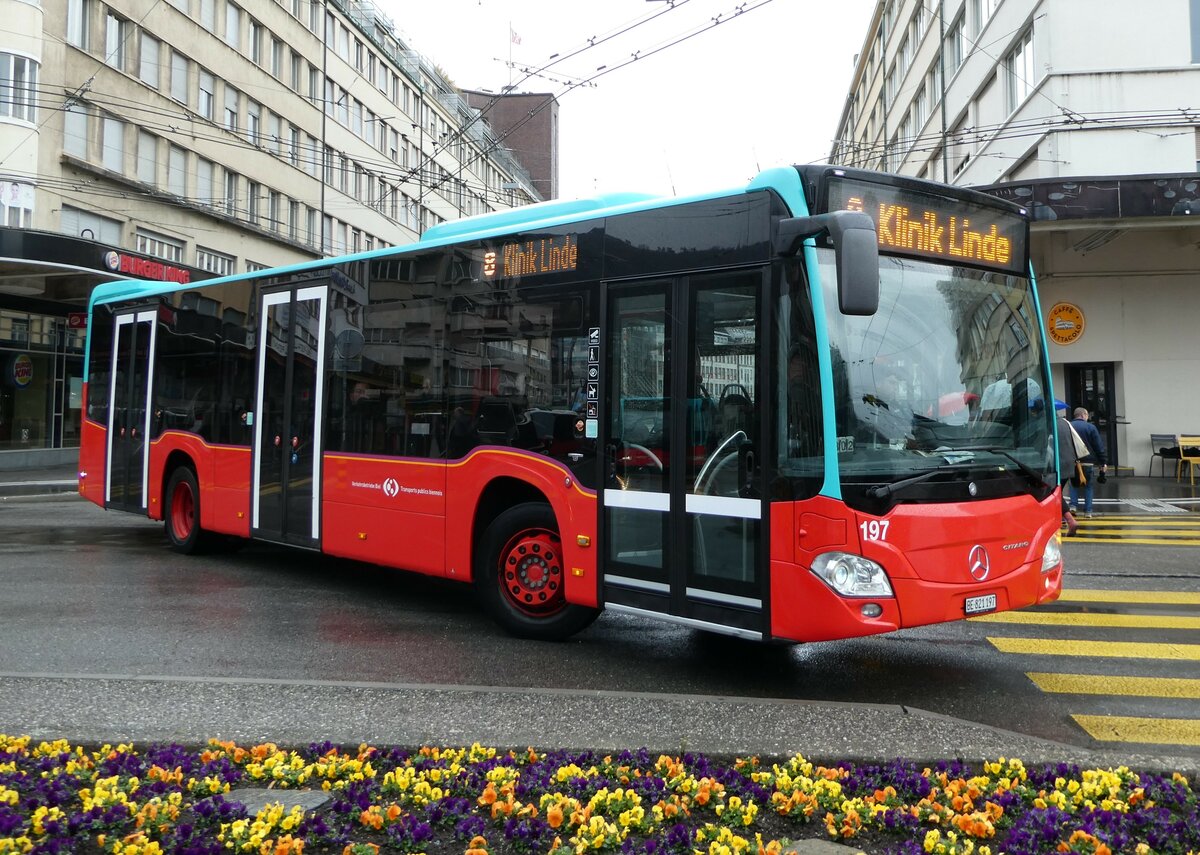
[1,734,1198,855]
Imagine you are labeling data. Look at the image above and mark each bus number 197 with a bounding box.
[860,520,890,542]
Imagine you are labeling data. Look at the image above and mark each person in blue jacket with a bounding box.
[1069,407,1107,517]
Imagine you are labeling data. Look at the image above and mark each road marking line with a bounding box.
[1028,672,1200,698]
[1072,715,1200,746]
[972,612,1200,629]
[1058,589,1200,605]
[1065,536,1200,546]
[987,637,1200,659]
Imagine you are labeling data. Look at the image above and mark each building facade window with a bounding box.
[248,19,263,65]
[137,130,157,184]
[63,103,88,156]
[1,182,34,228]
[1006,28,1036,111]
[224,86,239,134]
[135,228,184,263]
[101,115,124,173]
[972,0,1000,36]
[247,180,260,224]
[67,0,90,48]
[946,14,965,75]
[62,205,122,243]
[197,246,235,275]
[200,0,214,31]
[198,70,214,119]
[224,3,241,49]
[197,157,214,205]
[246,99,261,144]
[105,13,127,69]
[224,170,238,216]
[168,144,186,195]
[139,33,159,87]
[170,51,188,103]
[0,53,39,123]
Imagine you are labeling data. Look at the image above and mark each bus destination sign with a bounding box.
[825,177,1027,276]
[483,234,578,279]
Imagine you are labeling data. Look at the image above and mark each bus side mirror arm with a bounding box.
[775,211,880,316]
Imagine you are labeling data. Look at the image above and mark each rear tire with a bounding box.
[476,503,600,640]
[165,466,207,554]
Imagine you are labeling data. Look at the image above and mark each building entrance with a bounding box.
[1065,363,1119,470]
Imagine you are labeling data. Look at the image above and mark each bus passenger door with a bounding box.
[252,285,329,548]
[602,273,767,640]
[105,309,157,513]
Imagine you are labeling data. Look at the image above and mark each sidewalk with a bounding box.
[0,459,79,498]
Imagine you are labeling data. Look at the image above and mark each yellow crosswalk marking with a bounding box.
[972,612,1200,629]
[1028,672,1200,698]
[987,637,1200,659]
[1067,536,1200,546]
[1073,715,1200,746]
[1058,589,1200,605]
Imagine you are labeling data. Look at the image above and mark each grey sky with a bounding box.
[382,0,875,200]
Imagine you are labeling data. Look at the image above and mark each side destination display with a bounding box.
[825,176,1028,276]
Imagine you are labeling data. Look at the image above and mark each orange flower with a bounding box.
[465,835,488,855]
[547,804,564,829]
[478,783,498,806]
[386,804,401,822]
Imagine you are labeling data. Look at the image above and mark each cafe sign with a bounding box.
[1047,302,1085,345]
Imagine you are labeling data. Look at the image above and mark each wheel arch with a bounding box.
[160,449,198,515]
[471,476,552,582]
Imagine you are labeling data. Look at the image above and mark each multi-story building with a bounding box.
[0,0,545,464]
[831,0,1200,474]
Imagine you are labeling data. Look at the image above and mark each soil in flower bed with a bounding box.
[3,735,1199,855]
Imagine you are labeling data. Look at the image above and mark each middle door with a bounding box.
[602,271,766,639]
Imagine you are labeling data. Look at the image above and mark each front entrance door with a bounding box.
[252,285,329,547]
[1066,363,1117,468]
[105,309,157,512]
[601,271,767,639]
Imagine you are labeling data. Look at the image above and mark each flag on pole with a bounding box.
[510,28,521,45]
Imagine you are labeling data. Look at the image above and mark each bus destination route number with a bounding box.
[825,177,1027,277]
[483,235,578,279]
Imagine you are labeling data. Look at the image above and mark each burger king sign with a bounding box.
[11,354,32,387]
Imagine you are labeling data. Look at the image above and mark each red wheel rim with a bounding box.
[497,527,565,617]
[170,479,195,542]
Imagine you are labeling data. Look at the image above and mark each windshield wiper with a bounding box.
[865,463,974,500]
[952,445,1049,487]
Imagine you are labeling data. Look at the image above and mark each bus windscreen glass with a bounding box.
[825,176,1028,276]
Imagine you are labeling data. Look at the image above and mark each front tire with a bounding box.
[476,503,600,640]
[165,466,207,554]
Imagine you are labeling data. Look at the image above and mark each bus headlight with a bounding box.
[1041,536,1062,573]
[811,552,894,598]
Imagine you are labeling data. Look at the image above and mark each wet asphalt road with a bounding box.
[3,495,1200,774]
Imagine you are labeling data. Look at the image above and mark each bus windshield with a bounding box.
[816,250,1055,505]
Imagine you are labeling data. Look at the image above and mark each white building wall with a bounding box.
[833,0,1200,474]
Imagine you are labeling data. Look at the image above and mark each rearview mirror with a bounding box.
[775,211,880,316]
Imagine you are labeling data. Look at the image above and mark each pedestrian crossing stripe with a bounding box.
[973,611,1200,629]
[1074,517,1200,525]
[1027,672,1200,698]
[1057,589,1200,605]
[987,637,1200,659]
[1065,535,1200,546]
[1072,715,1200,747]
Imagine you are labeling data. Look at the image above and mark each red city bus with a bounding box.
[78,165,1063,642]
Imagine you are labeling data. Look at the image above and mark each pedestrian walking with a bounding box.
[1056,403,1079,536]
[1069,407,1107,517]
